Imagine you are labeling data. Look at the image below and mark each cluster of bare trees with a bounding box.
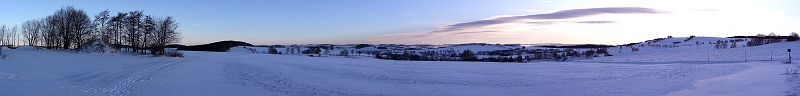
[14,6,180,55]
[714,39,745,49]
[0,25,20,59]
[744,32,798,47]
[0,25,21,47]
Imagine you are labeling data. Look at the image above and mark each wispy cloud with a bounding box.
[527,21,617,26]
[369,7,671,44]
[574,21,616,24]
[190,23,202,27]
[431,7,669,33]
[450,31,498,35]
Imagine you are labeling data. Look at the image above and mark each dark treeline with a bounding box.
[177,41,252,52]
[731,32,799,47]
[370,48,611,63]
[7,6,181,56]
[539,44,615,48]
[727,36,799,40]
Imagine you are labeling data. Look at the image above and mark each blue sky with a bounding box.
[2,0,799,45]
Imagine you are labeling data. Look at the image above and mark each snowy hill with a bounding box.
[644,37,738,45]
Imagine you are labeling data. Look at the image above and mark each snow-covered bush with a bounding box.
[166,50,184,58]
[78,40,118,54]
[631,47,640,52]
[340,50,349,56]
[268,46,278,54]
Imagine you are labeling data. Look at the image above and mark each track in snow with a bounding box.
[62,56,215,96]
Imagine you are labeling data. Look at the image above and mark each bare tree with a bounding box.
[44,6,93,49]
[152,16,180,55]
[48,8,68,49]
[43,15,60,49]
[0,25,5,46]
[22,19,43,46]
[72,10,93,50]
[0,25,5,59]
[11,25,18,46]
[143,15,155,54]
[94,10,111,42]
[42,17,54,48]
[109,12,127,45]
[125,11,143,53]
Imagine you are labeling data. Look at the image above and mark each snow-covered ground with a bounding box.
[590,37,794,62]
[666,62,790,96]
[1,37,799,95]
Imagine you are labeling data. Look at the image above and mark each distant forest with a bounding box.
[0,6,181,56]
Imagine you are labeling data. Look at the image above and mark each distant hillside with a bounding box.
[177,41,253,52]
[539,44,615,48]
[165,44,186,48]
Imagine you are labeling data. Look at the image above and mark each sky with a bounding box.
[1,0,799,45]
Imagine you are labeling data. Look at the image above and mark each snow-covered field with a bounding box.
[1,37,798,96]
[590,37,796,62]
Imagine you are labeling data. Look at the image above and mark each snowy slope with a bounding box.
[591,37,791,62]
[646,37,743,46]
[227,46,260,53]
[0,47,776,96]
[0,49,187,96]
[1,38,799,95]
[666,62,789,96]
[0,49,753,95]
